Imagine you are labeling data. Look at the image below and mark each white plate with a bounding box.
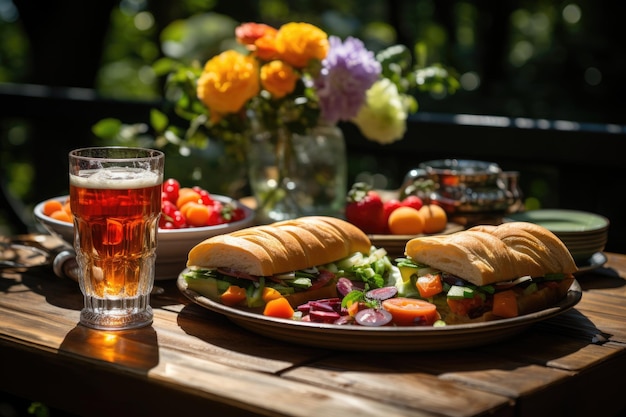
[177,272,582,352]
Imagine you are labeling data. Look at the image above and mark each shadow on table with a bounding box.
[175,302,330,363]
[576,266,626,291]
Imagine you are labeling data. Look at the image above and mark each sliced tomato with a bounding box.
[382,297,439,326]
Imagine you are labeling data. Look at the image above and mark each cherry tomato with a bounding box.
[230,207,245,222]
[211,200,226,224]
[402,195,424,211]
[161,200,177,217]
[170,210,187,228]
[383,199,403,232]
[159,219,176,229]
[163,178,180,204]
[190,186,211,205]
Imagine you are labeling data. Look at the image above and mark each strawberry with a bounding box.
[345,183,386,234]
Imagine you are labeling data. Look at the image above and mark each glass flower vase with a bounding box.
[247,123,347,224]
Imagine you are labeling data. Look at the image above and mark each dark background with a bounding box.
[1,0,624,251]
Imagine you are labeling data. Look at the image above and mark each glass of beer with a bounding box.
[69,147,164,330]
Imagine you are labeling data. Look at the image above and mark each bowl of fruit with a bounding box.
[34,178,255,280]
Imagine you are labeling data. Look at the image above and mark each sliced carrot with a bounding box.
[492,290,519,318]
[347,300,361,317]
[220,285,247,306]
[382,297,438,326]
[416,273,443,298]
[261,287,283,303]
[446,294,484,316]
[263,297,295,319]
[43,200,64,216]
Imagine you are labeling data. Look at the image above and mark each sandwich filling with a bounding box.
[184,247,394,308]
[395,257,574,323]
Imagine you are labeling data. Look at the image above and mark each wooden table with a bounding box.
[1,234,625,417]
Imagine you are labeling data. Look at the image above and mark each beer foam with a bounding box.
[70,168,162,189]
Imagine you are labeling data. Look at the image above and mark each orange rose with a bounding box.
[197,50,260,122]
[260,61,299,99]
[274,22,329,68]
[254,32,279,61]
[235,22,277,46]
[235,22,279,61]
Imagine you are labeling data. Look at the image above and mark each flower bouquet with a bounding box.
[95,20,458,222]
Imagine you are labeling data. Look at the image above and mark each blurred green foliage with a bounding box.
[1,0,623,121]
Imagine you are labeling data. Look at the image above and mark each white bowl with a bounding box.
[34,195,255,280]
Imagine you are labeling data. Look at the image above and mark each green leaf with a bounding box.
[92,118,122,139]
[341,290,366,309]
[152,57,180,76]
[150,108,169,133]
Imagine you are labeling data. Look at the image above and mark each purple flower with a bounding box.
[315,36,382,124]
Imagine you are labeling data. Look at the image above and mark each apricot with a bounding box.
[42,200,64,216]
[388,206,425,235]
[176,188,202,209]
[50,209,72,223]
[418,204,448,234]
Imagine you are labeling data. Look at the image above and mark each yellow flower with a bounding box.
[197,50,260,122]
[260,60,299,99]
[352,79,409,144]
[274,22,329,68]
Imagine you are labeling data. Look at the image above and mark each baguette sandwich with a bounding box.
[184,216,394,308]
[397,221,578,323]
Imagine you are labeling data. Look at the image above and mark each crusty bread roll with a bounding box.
[187,216,372,276]
[405,221,577,286]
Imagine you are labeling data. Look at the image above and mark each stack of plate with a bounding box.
[504,209,609,265]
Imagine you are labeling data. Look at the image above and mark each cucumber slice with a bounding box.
[447,285,475,299]
[186,276,220,300]
[246,284,265,308]
[287,277,312,289]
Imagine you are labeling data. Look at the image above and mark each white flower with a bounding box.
[351,78,409,145]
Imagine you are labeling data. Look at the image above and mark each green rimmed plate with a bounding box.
[504,209,609,234]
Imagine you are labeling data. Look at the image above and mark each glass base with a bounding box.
[80,294,153,330]
[80,307,153,330]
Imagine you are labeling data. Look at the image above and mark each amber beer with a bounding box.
[69,147,164,330]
